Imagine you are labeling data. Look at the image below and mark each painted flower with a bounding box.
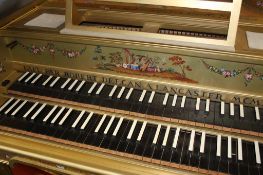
[244,73,253,81]
[169,56,185,65]
[49,48,55,55]
[223,70,231,77]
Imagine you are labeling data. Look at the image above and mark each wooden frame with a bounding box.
[62,0,242,51]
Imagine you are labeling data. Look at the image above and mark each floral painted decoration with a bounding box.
[203,60,263,86]
[17,42,86,58]
[93,47,197,83]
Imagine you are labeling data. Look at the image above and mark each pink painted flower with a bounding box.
[244,73,253,81]
[223,71,231,77]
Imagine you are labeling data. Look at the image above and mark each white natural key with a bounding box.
[11,100,27,116]
[75,80,85,92]
[43,105,58,122]
[31,103,46,120]
[81,112,93,129]
[42,75,53,86]
[51,107,65,124]
[59,108,73,125]
[196,98,201,111]
[104,115,115,134]
[221,101,225,115]
[181,96,186,108]
[228,136,232,158]
[88,82,97,94]
[18,72,29,82]
[238,138,243,161]
[125,88,134,100]
[139,90,147,102]
[163,93,169,105]
[113,117,124,136]
[189,130,195,151]
[230,103,235,116]
[205,99,210,112]
[0,97,14,112]
[172,94,178,106]
[216,135,221,157]
[95,114,107,132]
[200,132,206,153]
[117,87,125,99]
[153,124,161,144]
[109,85,118,97]
[5,99,20,115]
[24,72,36,83]
[148,91,155,104]
[240,104,244,118]
[137,121,147,141]
[72,110,85,128]
[68,79,78,91]
[172,127,181,148]
[61,78,71,89]
[255,107,260,120]
[127,120,137,139]
[96,83,105,95]
[162,125,170,146]
[31,74,42,84]
[23,102,39,118]
[255,141,261,164]
[50,77,60,87]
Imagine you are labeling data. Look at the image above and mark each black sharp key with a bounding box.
[91,116,111,147]
[116,120,133,152]
[189,132,201,168]
[153,93,166,117]
[152,126,166,160]
[64,111,88,142]
[75,113,99,143]
[129,89,143,113]
[84,114,103,145]
[199,135,212,171]
[214,102,223,128]
[0,114,33,132]
[238,140,249,175]
[162,94,175,118]
[180,130,191,165]
[171,129,185,164]
[114,88,131,112]
[55,110,80,139]
[141,124,157,159]
[247,141,260,175]
[30,105,54,134]
[125,121,143,155]
[100,117,120,149]
[138,91,151,115]
[259,143,263,175]
[97,85,113,108]
[218,136,229,174]
[172,96,190,122]
[108,119,129,151]
[209,135,220,172]
[133,124,153,157]
[229,138,238,175]
[221,103,234,129]
[242,107,254,132]
[161,127,176,162]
